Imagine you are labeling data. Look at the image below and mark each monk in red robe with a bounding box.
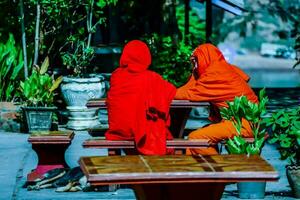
[175,43,258,155]
[105,40,176,155]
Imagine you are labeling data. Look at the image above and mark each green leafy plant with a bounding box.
[0,34,24,101]
[264,107,300,166]
[144,34,193,87]
[61,41,95,77]
[59,0,117,74]
[20,57,62,106]
[220,89,268,155]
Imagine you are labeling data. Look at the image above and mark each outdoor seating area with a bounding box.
[1,0,300,200]
[0,131,294,200]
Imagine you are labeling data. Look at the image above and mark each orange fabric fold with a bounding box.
[175,43,258,155]
[175,43,258,111]
[105,40,176,155]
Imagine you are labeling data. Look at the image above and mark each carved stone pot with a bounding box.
[61,76,105,108]
[60,76,105,130]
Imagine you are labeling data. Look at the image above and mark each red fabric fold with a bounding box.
[105,40,176,155]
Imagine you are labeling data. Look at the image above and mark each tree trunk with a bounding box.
[19,0,28,78]
[33,1,41,66]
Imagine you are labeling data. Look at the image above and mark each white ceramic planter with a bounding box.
[66,107,100,130]
[61,76,105,108]
[61,76,105,130]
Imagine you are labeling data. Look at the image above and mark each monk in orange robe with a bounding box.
[175,43,258,155]
[105,40,176,155]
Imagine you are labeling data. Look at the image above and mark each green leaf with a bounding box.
[23,81,31,99]
[227,139,243,154]
[40,57,49,74]
[11,61,23,80]
[50,76,63,92]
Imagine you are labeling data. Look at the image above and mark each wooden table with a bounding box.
[87,99,209,138]
[80,154,279,200]
[27,131,74,181]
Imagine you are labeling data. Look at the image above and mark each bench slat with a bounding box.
[86,99,209,108]
[28,131,74,144]
[83,138,211,149]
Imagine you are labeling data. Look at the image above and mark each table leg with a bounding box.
[133,183,225,200]
[27,143,71,182]
[170,108,192,138]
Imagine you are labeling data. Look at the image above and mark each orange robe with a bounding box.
[175,44,258,155]
[105,40,176,155]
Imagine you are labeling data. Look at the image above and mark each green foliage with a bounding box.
[140,4,205,87]
[144,34,193,87]
[0,34,24,101]
[264,107,300,165]
[58,0,117,76]
[93,0,118,28]
[61,41,95,77]
[20,57,62,106]
[176,5,206,44]
[220,89,268,155]
[0,1,20,40]
[8,0,117,70]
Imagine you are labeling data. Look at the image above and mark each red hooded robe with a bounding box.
[105,40,176,155]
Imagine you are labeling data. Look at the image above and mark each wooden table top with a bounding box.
[86,99,209,108]
[28,131,74,144]
[79,154,279,185]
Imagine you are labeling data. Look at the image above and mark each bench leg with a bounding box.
[27,143,71,182]
[108,149,121,156]
[174,149,185,155]
[132,183,225,200]
[170,108,192,138]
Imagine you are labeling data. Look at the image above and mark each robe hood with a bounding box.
[120,40,151,72]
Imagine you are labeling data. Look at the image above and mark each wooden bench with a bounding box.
[83,138,212,155]
[84,130,258,155]
[27,130,74,182]
[79,154,279,200]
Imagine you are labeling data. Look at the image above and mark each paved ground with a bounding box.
[0,129,298,200]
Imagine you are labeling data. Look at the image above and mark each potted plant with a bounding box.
[220,89,269,199]
[264,107,300,198]
[20,57,62,132]
[60,41,105,130]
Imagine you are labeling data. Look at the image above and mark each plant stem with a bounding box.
[87,0,94,48]
[19,0,28,78]
[33,1,41,66]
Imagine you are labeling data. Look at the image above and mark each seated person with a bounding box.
[105,40,176,155]
[175,43,258,155]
